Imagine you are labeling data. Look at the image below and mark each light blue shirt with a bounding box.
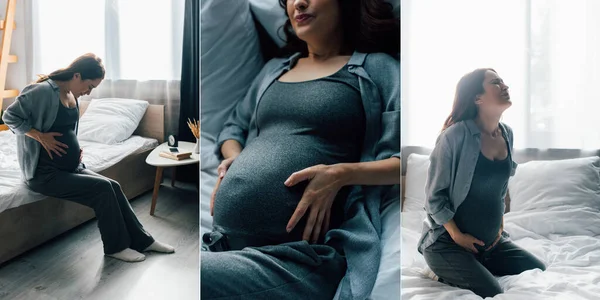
[418,120,517,254]
[216,51,401,299]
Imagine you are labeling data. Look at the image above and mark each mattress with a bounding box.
[401,210,600,299]
[0,130,158,214]
[199,140,401,300]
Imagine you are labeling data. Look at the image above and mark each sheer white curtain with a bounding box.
[29,0,185,135]
[401,0,600,150]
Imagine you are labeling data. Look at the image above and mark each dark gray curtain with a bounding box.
[176,0,199,183]
[178,0,199,142]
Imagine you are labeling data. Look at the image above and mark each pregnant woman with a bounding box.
[2,53,174,263]
[418,68,546,297]
[201,0,400,299]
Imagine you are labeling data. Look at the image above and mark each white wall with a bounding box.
[1,0,28,109]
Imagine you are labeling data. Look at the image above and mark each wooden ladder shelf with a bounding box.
[0,0,17,131]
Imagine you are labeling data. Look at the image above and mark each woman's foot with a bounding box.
[423,267,439,281]
[144,241,175,253]
[106,248,146,262]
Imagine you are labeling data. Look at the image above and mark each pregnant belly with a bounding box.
[38,130,81,172]
[212,136,351,242]
[454,201,503,249]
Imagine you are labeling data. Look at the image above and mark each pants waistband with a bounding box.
[202,231,283,252]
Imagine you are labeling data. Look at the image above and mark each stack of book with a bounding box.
[159,150,192,161]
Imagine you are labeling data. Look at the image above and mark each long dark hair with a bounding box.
[442,68,495,131]
[36,53,105,83]
[277,0,399,58]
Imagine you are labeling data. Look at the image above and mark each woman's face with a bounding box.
[476,70,512,114]
[286,0,342,45]
[71,74,102,98]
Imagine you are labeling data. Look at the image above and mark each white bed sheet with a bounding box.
[401,210,600,300]
[0,130,158,214]
[199,140,401,300]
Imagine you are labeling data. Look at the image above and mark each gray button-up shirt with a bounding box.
[417,120,517,253]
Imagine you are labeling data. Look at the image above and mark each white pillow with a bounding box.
[248,0,287,48]
[508,156,600,212]
[201,0,264,143]
[78,98,149,145]
[403,153,430,212]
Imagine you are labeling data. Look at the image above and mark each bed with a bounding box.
[199,141,401,300]
[0,100,164,265]
[401,146,600,300]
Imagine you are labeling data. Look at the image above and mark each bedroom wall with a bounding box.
[0,0,28,110]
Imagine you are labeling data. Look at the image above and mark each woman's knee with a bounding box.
[108,179,122,192]
[436,273,502,298]
[93,178,113,193]
[529,257,546,272]
[472,281,503,298]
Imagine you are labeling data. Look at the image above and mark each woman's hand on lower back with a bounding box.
[284,164,345,243]
[210,156,236,216]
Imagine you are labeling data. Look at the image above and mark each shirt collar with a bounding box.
[284,51,366,68]
[46,78,60,90]
[466,119,508,139]
[465,119,481,136]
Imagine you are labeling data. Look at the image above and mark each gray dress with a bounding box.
[202,66,365,299]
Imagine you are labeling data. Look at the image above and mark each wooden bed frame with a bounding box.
[0,101,165,266]
[401,146,600,212]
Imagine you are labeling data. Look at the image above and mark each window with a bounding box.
[32,0,185,81]
[402,0,600,149]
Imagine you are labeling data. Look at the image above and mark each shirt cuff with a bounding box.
[10,122,32,135]
[430,205,454,226]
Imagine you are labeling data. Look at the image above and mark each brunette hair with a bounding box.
[442,68,496,131]
[36,53,105,83]
[277,0,399,57]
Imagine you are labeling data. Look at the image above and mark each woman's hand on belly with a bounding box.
[485,217,504,251]
[210,156,237,216]
[284,164,345,243]
[34,131,69,159]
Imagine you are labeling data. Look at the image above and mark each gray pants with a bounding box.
[200,240,346,300]
[423,232,546,298]
[27,166,154,254]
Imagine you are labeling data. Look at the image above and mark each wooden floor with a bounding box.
[0,182,199,300]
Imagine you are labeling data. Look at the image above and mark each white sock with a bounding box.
[144,241,175,253]
[107,248,145,262]
[423,267,439,281]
